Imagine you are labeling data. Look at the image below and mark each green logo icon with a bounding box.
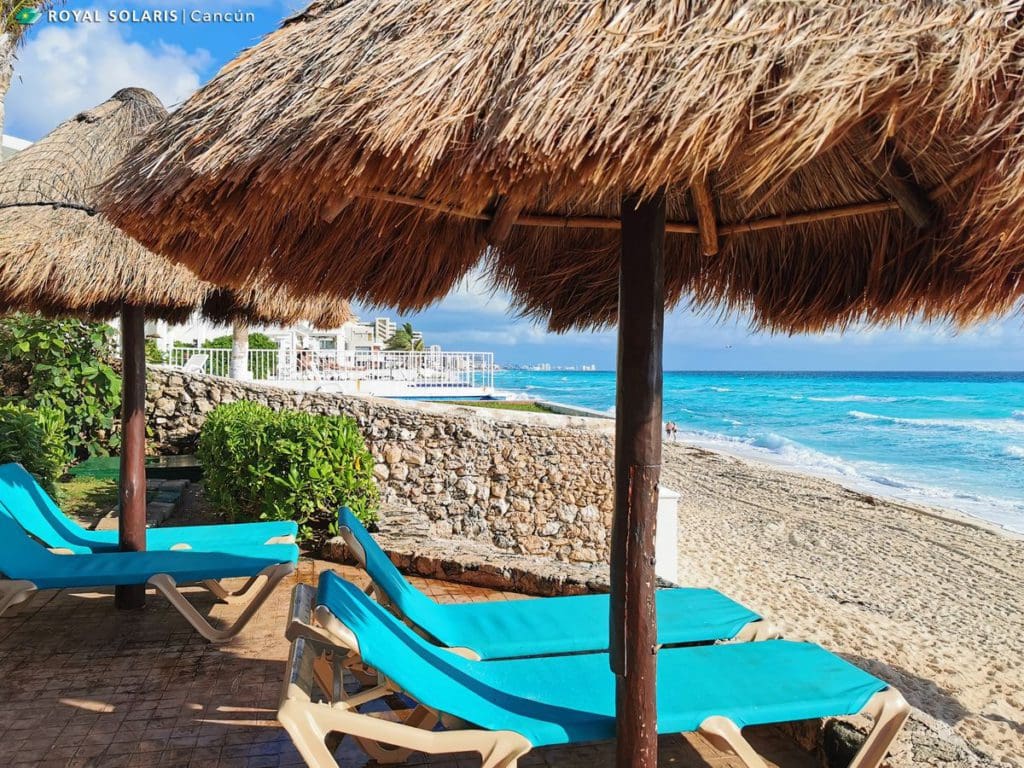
[12,5,41,24]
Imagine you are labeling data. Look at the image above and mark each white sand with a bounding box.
[663,442,1023,767]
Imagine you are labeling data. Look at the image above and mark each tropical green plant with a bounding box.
[385,321,425,351]
[145,338,165,364]
[0,314,121,460]
[0,402,66,495]
[201,332,279,379]
[198,401,379,543]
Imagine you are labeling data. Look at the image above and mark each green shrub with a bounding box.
[145,339,165,364]
[0,403,67,495]
[0,314,122,461]
[198,401,379,543]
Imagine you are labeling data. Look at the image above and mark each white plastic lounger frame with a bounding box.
[0,563,295,643]
[278,585,909,768]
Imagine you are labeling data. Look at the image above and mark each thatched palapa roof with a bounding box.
[202,282,353,329]
[0,88,207,322]
[0,88,352,328]
[103,1,1024,332]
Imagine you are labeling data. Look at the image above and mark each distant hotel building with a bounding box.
[148,314,417,356]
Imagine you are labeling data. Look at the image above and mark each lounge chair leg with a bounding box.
[698,716,770,768]
[0,580,37,617]
[848,689,910,768]
[279,699,342,768]
[280,696,532,768]
[479,732,531,768]
[355,706,438,763]
[202,573,267,605]
[149,563,295,642]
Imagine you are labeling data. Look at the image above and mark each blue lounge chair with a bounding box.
[0,462,297,554]
[280,577,909,768]
[337,506,773,658]
[0,513,298,642]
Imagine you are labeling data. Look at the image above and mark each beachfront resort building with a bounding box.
[149,313,497,399]
[1,134,31,161]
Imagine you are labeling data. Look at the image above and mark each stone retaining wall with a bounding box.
[146,366,615,563]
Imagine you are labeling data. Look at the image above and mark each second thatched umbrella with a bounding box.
[0,87,351,609]
[102,1,1024,760]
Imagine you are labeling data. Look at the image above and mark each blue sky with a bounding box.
[6,2,1024,371]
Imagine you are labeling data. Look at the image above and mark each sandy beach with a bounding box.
[662,442,1023,767]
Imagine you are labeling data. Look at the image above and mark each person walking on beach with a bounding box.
[665,421,678,442]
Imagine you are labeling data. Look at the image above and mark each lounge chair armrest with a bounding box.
[285,584,354,650]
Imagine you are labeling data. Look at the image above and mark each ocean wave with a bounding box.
[676,427,1024,533]
[681,429,861,480]
[1006,446,1024,459]
[809,395,900,403]
[1014,410,1024,420]
[709,386,732,393]
[848,410,1024,435]
[810,394,974,403]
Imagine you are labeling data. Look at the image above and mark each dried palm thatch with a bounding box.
[103,1,1024,333]
[201,281,353,328]
[0,88,209,322]
[0,88,352,328]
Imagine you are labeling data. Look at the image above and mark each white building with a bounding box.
[373,317,396,344]
[2,134,32,161]
[149,314,406,355]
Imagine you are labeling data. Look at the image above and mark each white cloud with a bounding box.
[431,269,512,316]
[6,16,210,139]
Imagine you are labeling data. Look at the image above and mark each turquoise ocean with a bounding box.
[494,370,1024,534]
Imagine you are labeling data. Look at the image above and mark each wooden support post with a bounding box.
[484,195,522,247]
[116,303,147,610]
[611,189,665,768]
[870,140,936,230]
[691,178,719,256]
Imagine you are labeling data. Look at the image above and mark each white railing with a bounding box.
[163,346,495,392]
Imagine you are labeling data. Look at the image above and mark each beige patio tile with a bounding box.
[0,559,812,768]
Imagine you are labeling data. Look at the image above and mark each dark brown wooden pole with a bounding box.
[611,189,665,768]
[115,303,147,610]
[870,140,936,230]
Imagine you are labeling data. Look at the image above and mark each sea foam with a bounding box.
[849,410,1024,435]
[810,394,973,403]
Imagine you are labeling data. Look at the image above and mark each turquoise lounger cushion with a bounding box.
[81,522,298,552]
[0,513,299,589]
[337,507,760,657]
[0,462,297,553]
[319,573,889,747]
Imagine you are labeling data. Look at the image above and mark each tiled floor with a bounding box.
[0,560,813,767]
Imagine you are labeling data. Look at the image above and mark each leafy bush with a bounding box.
[145,339,165,364]
[201,333,279,379]
[0,314,122,461]
[198,401,379,543]
[0,403,67,495]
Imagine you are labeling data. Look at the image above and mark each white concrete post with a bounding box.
[656,486,680,584]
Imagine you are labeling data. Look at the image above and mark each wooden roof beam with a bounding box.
[484,195,522,247]
[870,140,937,230]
